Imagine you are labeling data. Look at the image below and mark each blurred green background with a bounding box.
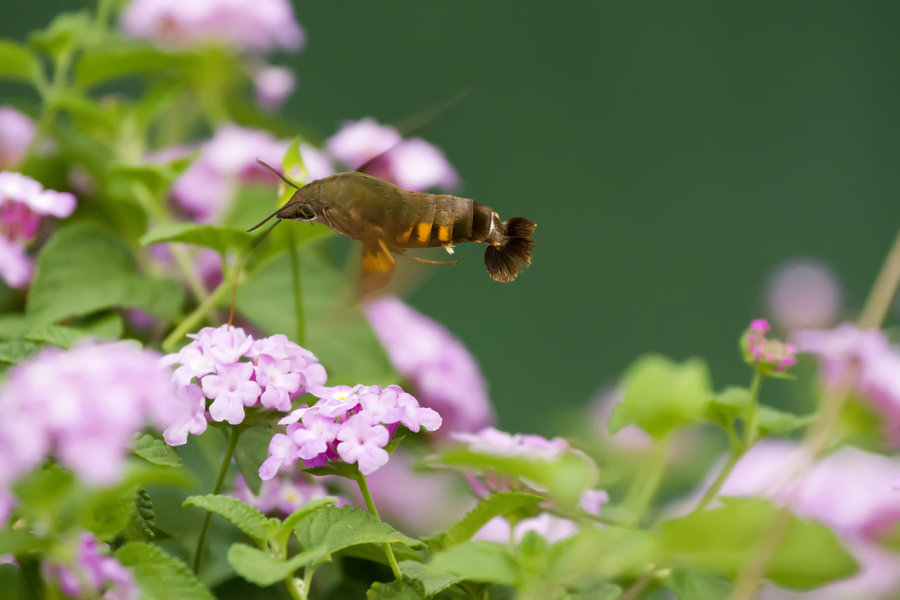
[5,2,899,433]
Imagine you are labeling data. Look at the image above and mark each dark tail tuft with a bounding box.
[484,217,536,283]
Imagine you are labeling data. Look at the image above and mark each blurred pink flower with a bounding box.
[326,118,459,191]
[365,296,493,434]
[451,427,570,461]
[0,342,185,487]
[254,65,296,109]
[710,442,900,600]
[44,532,137,600]
[0,106,35,169]
[169,124,288,222]
[231,473,337,515]
[120,0,304,52]
[765,258,842,331]
[794,324,900,444]
[0,235,33,288]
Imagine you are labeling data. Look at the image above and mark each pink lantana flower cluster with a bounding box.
[162,324,326,445]
[0,106,35,170]
[297,118,460,193]
[44,532,137,600]
[0,342,183,488]
[742,318,797,374]
[365,296,493,434]
[794,324,900,444]
[0,170,76,288]
[261,384,442,478]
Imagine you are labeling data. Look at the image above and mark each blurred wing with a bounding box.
[360,235,396,296]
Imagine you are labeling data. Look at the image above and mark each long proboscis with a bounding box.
[247,159,304,232]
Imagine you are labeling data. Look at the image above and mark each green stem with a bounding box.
[162,274,234,352]
[287,228,305,345]
[694,451,740,513]
[192,427,243,573]
[621,438,669,526]
[354,470,402,580]
[741,371,764,449]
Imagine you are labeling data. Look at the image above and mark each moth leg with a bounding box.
[442,242,455,255]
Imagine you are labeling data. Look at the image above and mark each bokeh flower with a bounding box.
[0,106,35,169]
[167,124,288,223]
[260,383,441,478]
[254,64,296,110]
[0,341,184,488]
[793,324,900,444]
[231,473,339,515]
[365,296,493,434]
[44,532,137,600]
[764,258,842,331]
[162,325,326,445]
[325,117,459,191]
[120,0,304,52]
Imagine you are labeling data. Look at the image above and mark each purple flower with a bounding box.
[163,324,327,443]
[167,125,288,223]
[365,296,493,434]
[254,64,296,109]
[452,427,570,461]
[765,258,843,331]
[475,514,579,544]
[326,118,459,192]
[260,383,441,480]
[0,234,33,288]
[794,324,900,445]
[742,318,797,374]
[231,473,339,515]
[45,532,137,600]
[336,414,390,475]
[707,442,900,600]
[120,0,304,52]
[0,106,35,170]
[0,342,184,488]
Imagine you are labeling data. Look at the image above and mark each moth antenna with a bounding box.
[247,211,281,232]
[228,220,282,327]
[256,159,302,190]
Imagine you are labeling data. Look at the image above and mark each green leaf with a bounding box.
[13,464,76,520]
[29,11,92,60]
[132,434,183,468]
[0,530,45,555]
[705,386,750,428]
[547,526,660,581]
[75,42,187,89]
[610,354,713,440]
[111,161,192,200]
[227,543,321,587]
[232,426,271,496]
[0,339,41,364]
[667,569,732,600]
[398,560,461,597]
[436,492,543,548]
[0,40,42,83]
[183,494,278,543]
[274,497,337,545]
[279,137,307,205]
[367,578,427,600]
[51,91,117,134]
[756,407,815,437]
[428,541,518,586]
[293,506,424,567]
[141,223,253,255]
[24,314,124,349]
[27,223,184,325]
[0,564,21,598]
[116,542,214,600]
[658,497,857,590]
[434,447,597,509]
[80,486,136,540]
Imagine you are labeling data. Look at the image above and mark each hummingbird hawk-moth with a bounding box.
[249,163,536,293]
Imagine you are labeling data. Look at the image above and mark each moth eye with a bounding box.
[296,204,316,221]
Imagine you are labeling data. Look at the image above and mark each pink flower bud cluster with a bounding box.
[743,318,797,373]
[44,532,137,600]
[365,296,493,435]
[120,0,304,53]
[162,324,326,445]
[297,118,459,192]
[0,171,76,288]
[0,342,184,488]
[261,383,442,477]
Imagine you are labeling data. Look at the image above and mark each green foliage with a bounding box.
[141,223,254,256]
[226,543,321,587]
[367,577,427,600]
[428,542,518,586]
[610,354,713,440]
[132,434,184,468]
[116,542,214,600]
[0,40,42,83]
[27,223,184,325]
[432,492,543,549]
[183,494,279,543]
[756,407,815,437]
[29,11,93,60]
[658,498,858,590]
